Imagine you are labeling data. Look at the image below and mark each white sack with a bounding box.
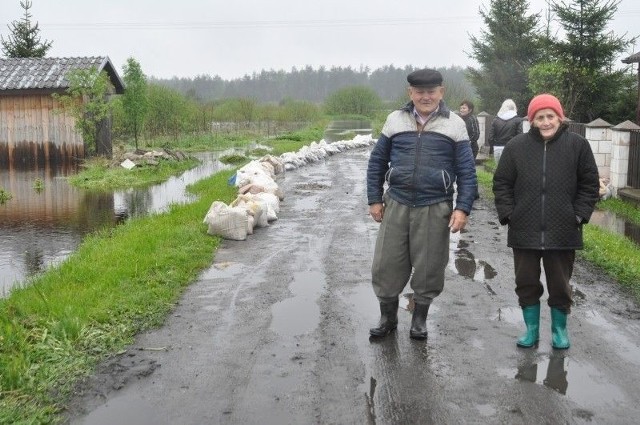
[252,192,280,221]
[203,201,248,241]
[231,194,269,228]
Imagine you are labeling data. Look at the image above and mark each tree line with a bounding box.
[2,0,638,149]
[152,64,477,105]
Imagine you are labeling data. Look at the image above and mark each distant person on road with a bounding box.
[492,93,599,350]
[488,99,523,163]
[459,100,480,160]
[366,68,477,341]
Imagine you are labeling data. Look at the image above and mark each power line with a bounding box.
[38,17,483,31]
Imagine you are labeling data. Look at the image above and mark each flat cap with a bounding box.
[407,69,443,88]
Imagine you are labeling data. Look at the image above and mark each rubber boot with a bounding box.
[409,303,430,340]
[516,303,540,348]
[551,307,570,349]
[369,300,399,337]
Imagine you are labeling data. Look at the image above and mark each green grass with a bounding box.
[0,188,12,204]
[142,132,258,152]
[582,225,640,298]
[68,156,200,190]
[219,153,248,164]
[596,197,640,224]
[476,169,494,201]
[267,122,327,155]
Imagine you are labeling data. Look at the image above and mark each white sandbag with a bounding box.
[203,201,248,240]
[259,154,285,175]
[239,183,268,195]
[236,160,272,186]
[259,160,275,177]
[252,192,280,221]
[240,171,284,200]
[246,215,255,235]
[231,194,268,228]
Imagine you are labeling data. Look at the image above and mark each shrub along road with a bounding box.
[66,147,640,425]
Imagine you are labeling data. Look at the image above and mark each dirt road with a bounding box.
[66,147,640,425]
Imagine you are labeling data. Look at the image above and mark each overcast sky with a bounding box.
[2,0,638,80]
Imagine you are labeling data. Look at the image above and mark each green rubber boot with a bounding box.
[517,303,540,348]
[551,307,570,349]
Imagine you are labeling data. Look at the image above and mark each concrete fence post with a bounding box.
[610,120,640,196]
[584,118,613,179]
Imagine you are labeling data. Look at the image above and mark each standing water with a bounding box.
[0,152,230,296]
[324,120,373,142]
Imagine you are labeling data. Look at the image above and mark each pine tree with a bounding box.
[467,0,541,114]
[1,0,53,58]
[547,0,634,121]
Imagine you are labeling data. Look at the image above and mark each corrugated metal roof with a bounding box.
[0,56,125,93]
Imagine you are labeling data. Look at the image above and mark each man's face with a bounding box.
[409,86,445,116]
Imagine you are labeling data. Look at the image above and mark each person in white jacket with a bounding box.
[488,99,523,162]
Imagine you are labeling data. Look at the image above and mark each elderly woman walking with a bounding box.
[492,94,599,349]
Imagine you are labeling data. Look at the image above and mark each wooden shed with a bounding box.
[0,56,125,168]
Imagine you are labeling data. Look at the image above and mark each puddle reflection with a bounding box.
[515,352,568,394]
[494,306,522,325]
[271,270,324,337]
[590,209,640,245]
[500,353,626,406]
[324,120,373,142]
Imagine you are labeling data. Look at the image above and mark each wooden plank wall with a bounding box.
[0,94,85,166]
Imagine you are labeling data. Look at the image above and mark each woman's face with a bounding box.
[459,104,470,116]
[532,108,562,140]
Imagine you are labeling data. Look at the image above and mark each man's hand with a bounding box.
[448,209,468,233]
[369,203,384,223]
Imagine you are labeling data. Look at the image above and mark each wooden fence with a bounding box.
[628,130,640,189]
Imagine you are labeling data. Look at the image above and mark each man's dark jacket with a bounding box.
[367,101,477,214]
[492,124,599,250]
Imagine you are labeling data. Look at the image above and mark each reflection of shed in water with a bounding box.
[0,57,125,168]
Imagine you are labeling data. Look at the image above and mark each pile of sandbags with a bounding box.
[279,135,373,171]
[203,134,375,240]
[204,155,284,240]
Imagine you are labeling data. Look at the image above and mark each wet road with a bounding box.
[66,148,640,425]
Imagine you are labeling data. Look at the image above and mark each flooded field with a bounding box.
[0,152,229,295]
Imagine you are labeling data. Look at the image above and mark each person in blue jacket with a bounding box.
[367,68,478,340]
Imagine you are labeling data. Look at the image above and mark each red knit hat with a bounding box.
[527,94,565,122]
